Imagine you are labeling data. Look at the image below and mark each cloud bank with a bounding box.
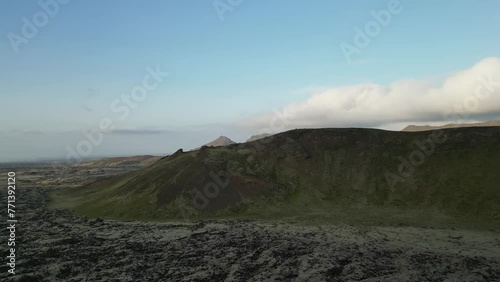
[243,57,500,131]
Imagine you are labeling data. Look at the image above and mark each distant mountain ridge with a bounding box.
[402,120,500,132]
[246,133,273,142]
[202,136,236,147]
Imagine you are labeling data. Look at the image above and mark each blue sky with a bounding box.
[1,0,500,161]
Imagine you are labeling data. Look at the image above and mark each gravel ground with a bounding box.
[1,187,500,281]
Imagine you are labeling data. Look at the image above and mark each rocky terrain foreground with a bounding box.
[2,186,500,281]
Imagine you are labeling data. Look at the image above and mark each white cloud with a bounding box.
[242,57,500,131]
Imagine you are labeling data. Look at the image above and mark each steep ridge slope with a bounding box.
[50,127,500,228]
